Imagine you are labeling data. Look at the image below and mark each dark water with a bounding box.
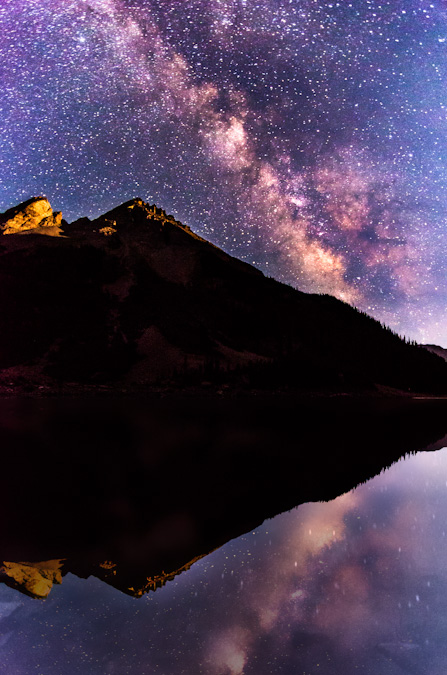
[2,446,447,674]
[1,395,446,569]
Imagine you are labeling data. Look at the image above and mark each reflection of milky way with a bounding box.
[3,449,447,673]
[2,1,447,343]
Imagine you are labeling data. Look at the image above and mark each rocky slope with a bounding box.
[0,195,446,394]
[0,196,63,235]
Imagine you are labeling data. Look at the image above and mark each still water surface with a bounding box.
[2,447,447,674]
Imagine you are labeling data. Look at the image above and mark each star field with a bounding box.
[2,0,447,343]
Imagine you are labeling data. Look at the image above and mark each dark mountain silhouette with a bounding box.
[0,195,446,394]
[423,344,447,362]
[0,395,447,599]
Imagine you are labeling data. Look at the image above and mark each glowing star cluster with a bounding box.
[2,0,447,343]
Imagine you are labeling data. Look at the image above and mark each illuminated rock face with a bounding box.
[1,196,63,235]
[0,560,64,598]
[0,555,205,599]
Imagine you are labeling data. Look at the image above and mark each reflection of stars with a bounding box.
[2,0,447,344]
[3,449,447,673]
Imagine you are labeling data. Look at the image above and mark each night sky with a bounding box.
[1,1,447,344]
[2,448,447,674]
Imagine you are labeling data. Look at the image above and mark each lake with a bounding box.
[1,437,447,673]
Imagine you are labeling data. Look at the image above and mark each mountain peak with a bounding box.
[0,196,63,236]
[100,197,188,231]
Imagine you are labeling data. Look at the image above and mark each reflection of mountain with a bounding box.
[0,560,64,599]
[0,556,206,599]
[1,196,447,393]
[1,397,447,600]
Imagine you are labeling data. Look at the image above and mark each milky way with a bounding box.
[2,1,447,343]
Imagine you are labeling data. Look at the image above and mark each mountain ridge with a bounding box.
[0,195,446,395]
